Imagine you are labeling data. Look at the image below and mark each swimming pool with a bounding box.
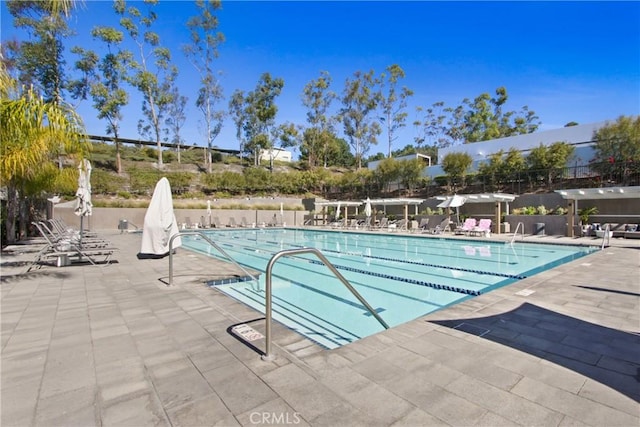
[181,228,597,349]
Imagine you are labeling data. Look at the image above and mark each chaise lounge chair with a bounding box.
[430,218,451,234]
[470,219,492,237]
[455,218,477,236]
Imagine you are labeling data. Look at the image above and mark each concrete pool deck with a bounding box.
[1,229,638,426]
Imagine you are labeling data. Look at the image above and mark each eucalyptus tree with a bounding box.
[302,71,336,168]
[340,70,381,169]
[243,73,284,166]
[70,26,130,174]
[269,122,301,170]
[183,0,226,173]
[1,66,90,243]
[378,64,413,158]
[115,0,177,167]
[455,87,540,143]
[229,89,247,163]
[6,0,77,103]
[165,86,188,164]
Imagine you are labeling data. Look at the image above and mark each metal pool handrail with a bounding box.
[168,230,259,286]
[262,247,389,361]
[510,222,525,244]
[601,223,611,249]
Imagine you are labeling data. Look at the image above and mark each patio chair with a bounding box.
[40,221,110,247]
[26,222,118,272]
[372,217,388,230]
[240,217,249,227]
[430,218,451,234]
[390,218,407,232]
[416,218,430,233]
[455,218,477,235]
[470,219,492,237]
[228,217,238,228]
[211,217,222,228]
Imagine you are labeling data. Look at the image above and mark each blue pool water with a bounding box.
[181,228,597,349]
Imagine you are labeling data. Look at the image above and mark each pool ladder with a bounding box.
[169,233,388,361]
[510,222,525,244]
[262,248,389,361]
[168,230,260,286]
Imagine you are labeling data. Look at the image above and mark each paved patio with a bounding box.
[1,229,638,426]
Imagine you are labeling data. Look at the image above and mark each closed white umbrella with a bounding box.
[74,159,92,242]
[364,197,372,218]
[335,202,341,220]
[280,202,284,225]
[206,200,212,227]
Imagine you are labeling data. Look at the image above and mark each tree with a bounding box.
[184,0,225,173]
[591,115,640,185]
[302,71,336,168]
[398,158,426,194]
[116,0,177,167]
[340,70,381,169]
[477,148,526,190]
[441,152,473,190]
[526,142,574,188]
[70,26,130,174]
[6,0,76,103]
[243,73,284,166]
[378,64,413,157]
[229,89,247,164]
[445,87,540,143]
[374,157,402,193]
[1,67,90,244]
[165,86,188,164]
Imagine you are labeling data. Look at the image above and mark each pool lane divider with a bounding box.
[186,235,520,297]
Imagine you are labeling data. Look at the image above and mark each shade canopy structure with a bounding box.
[555,186,640,200]
[555,186,640,237]
[314,200,363,224]
[433,193,518,234]
[368,198,425,224]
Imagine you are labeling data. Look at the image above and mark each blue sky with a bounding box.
[2,1,639,157]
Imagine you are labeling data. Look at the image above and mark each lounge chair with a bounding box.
[430,218,451,234]
[373,217,388,230]
[390,219,407,232]
[362,217,372,230]
[416,218,429,233]
[211,217,222,228]
[240,217,249,227]
[26,222,117,272]
[470,219,492,237]
[228,217,238,228]
[40,221,110,247]
[455,218,477,235]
